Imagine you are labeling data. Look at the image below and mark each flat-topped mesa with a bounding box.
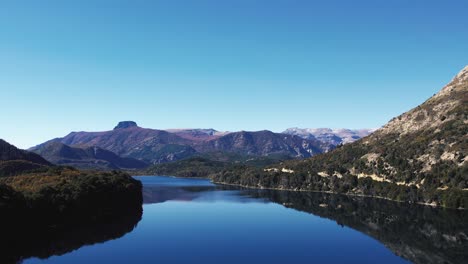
[114,121,139,130]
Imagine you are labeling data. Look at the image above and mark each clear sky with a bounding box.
[1,0,467,149]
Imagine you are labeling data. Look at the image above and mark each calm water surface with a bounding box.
[21,176,468,264]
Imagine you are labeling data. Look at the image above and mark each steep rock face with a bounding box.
[358,65,468,179]
[378,65,467,136]
[195,130,327,158]
[114,121,138,130]
[212,66,468,208]
[30,141,148,170]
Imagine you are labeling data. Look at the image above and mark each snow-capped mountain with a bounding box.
[164,129,230,141]
[282,128,374,148]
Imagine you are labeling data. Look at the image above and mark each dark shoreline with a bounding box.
[132,174,467,210]
[1,172,144,264]
[212,180,468,210]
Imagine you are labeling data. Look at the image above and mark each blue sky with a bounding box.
[1,0,467,148]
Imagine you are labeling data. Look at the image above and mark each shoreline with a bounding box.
[212,181,467,210]
[132,174,465,210]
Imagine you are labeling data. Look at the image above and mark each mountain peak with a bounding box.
[455,65,468,81]
[114,121,138,130]
[431,65,468,100]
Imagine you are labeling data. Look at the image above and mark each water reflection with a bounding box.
[142,178,468,264]
[4,176,467,264]
[0,198,142,264]
[240,189,468,264]
[140,176,256,204]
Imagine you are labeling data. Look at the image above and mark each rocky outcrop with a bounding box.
[114,121,139,130]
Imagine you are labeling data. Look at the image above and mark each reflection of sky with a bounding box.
[25,176,409,264]
[134,175,216,187]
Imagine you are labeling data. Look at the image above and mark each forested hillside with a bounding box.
[212,66,468,209]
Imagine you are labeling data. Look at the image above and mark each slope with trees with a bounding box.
[212,66,468,209]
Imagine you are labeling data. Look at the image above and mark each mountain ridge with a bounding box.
[1,139,51,166]
[283,127,374,148]
[31,124,336,165]
[0,139,51,177]
[30,141,148,170]
[211,66,468,208]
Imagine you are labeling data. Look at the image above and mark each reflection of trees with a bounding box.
[242,189,468,264]
[0,196,142,264]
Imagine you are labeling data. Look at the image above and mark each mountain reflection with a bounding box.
[6,178,466,264]
[240,189,468,264]
[142,180,467,264]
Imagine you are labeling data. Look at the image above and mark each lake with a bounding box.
[17,176,468,264]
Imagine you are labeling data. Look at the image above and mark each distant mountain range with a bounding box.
[29,120,372,170]
[283,128,374,150]
[212,65,468,208]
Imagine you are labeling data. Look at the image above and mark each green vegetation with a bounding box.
[0,139,143,263]
[212,165,468,209]
[199,151,293,166]
[0,167,142,223]
[0,167,143,264]
[143,157,229,178]
[1,139,143,220]
[141,155,291,178]
[139,119,467,208]
[209,74,468,209]
[0,160,49,177]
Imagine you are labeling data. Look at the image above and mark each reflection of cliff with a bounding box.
[243,189,468,264]
[0,194,143,264]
